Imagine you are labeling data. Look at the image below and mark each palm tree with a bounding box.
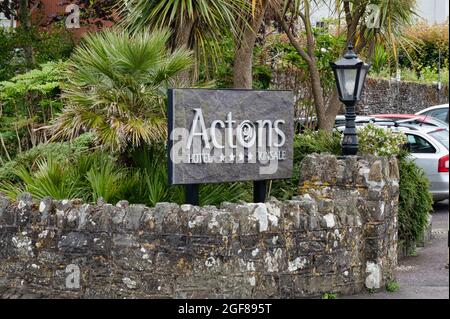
[51,28,193,152]
[122,0,248,82]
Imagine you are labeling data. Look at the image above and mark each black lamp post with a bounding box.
[330,44,371,155]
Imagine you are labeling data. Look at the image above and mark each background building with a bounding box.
[310,0,449,26]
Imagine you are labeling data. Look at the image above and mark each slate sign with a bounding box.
[168,89,294,185]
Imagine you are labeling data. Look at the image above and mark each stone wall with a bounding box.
[359,78,449,115]
[0,154,399,299]
[272,73,449,116]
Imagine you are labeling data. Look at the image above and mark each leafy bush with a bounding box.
[125,145,251,207]
[0,26,74,81]
[358,124,407,157]
[386,280,400,293]
[0,141,250,206]
[398,157,433,245]
[0,133,95,183]
[0,150,126,202]
[0,156,86,200]
[371,44,389,75]
[402,22,449,73]
[371,66,449,85]
[0,61,66,160]
[322,293,338,299]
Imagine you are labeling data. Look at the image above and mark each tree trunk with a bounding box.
[320,89,341,131]
[172,17,195,86]
[19,0,35,68]
[233,0,268,89]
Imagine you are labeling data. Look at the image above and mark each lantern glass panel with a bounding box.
[356,66,369,100]
[336,68,357,101]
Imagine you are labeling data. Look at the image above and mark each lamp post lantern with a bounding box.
[330,44,371,155]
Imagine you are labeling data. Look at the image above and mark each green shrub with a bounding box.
[371,44,389,75]
[386,280,400,293]
[0,155,86,200]
[0,26,74,81]
[0,133,95,183]
[358,124,407,157]
[398,157,433,245]
[85,153,127,203]
[0,142,251,207]
[402,22,449,73]
[126,145,251,207]
[0,61,67,160]
[52,28,192,152]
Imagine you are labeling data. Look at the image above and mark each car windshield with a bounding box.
[429,130,449,150]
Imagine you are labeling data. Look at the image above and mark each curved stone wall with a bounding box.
[0,154,399,298]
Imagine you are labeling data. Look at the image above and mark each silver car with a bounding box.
[389,126,449,202]
[416,104,449,124]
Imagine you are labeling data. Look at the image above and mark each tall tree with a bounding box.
[122,0,247,83]
[233,0,269,88]
[276,0,416,130]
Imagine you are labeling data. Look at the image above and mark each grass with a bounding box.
[386,281,400,293]
[409,249,418,257]
[370,67,449,86]
[322,293,338,299]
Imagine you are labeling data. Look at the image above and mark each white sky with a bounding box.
[310,0,449,25]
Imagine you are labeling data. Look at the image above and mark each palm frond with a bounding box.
[52,28,192,152]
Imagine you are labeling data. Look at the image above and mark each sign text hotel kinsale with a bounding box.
[168,89,294,185]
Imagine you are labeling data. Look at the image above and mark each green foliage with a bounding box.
[122,0,247,78]
[0,133,95,183]
[386,280,400,293]
[0,150,125,202]
[0,61,66,160]
[398,157,433,245]
[409,248,418,257]
[0,26,74,81]
[52,28,193,152]
[85,153,127,203]
[372,66,449,85]
[269,130,342,200]
[270,30,345,92]
[0,140,250,206]
[199,34,272,89]
[10,156,86,200]
[402,22,449,73]
[371,45,389,75]
[126,145,250,207]
[358,124,407,157]
[322,293,338,299]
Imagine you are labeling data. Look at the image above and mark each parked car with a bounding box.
[371,114,449,129]
[415,104,449,124]
[381,125,449,202]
